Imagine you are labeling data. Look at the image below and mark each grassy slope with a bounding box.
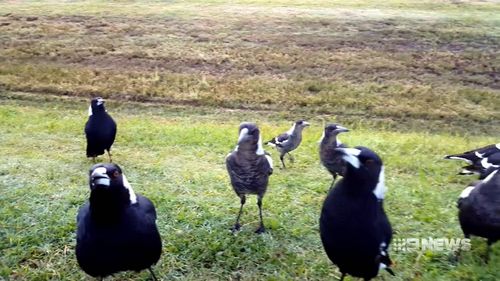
[0,0,499,280]
[0,94,499,281]
[0,1,499,133]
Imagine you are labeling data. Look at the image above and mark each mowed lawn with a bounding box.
[0,0,500,280]
[0,94,498,280]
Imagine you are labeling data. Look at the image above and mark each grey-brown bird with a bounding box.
[226,122,273,233]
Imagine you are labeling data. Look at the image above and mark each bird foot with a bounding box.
[231,223,241,233]
[255,225,266,234]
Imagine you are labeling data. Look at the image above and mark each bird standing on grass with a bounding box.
[319,123,350,186]
[85,97,117,162]
[320,147,394,281]
[444,143,500,178]
[457,168,500,262]
[76,163,162,280]
[226,122,273,234]
[266,120,310,168]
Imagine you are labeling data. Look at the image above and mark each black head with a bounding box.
[295,120,310,129]
[89,97,106,115]
[238,122,260,145]
[88,163,137,205]
[321,123,349,142]
[325,123,349,136]
[335,146,386,198]
[236,122,265,155]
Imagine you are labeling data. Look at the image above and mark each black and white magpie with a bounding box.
[85,97,117,162]
[457,168,500,261]
[266,120,310,168]
[445,143,500,177]
[319,123,350,186]
[76,163,162,280]
[226,122,273,234]
[320,147,394,281]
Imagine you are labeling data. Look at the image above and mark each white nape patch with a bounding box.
[496,143,500,150]
[276,136,290,146]
[233,145,239,152]
[474,151,485,158]
[482,169,498,184]
[481,157,500,169]
[459,185,476,199]
[256,136,265,155]
[121,174,138,205]
[341,153,360,169]
[339,147,362,156]
[238,128,249,143]
[92,167,108,176]
[318,131,325,143]
[286,123,296,135]
[265,155,274,169]
[88,105,93,116]
[448,156,472,164]
[373,166,387,200]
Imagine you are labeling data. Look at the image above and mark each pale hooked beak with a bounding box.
[96,98,104,106]
[303,121,310,127]
[237,128,249,144]
[335,125,349,133]
[91,167,110,187]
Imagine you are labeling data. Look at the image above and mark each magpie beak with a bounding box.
[91,167,111,188]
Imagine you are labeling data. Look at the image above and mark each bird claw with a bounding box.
[255,225,266,234]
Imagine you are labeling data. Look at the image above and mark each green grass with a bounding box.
[0,93,499,281]
[0,0,500,280]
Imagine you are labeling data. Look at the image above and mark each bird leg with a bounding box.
[280,154,286,169]
[232,195,246,233]
[255,195,266,234]
[485,239,493,263]
[148,267,159,281]
[107,150,113,163]
[330,174,337,189]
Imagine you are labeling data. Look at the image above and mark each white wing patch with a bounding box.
[474,151,485,158]
[373,166,387,200]
[88,105,93,116]
[481,157,499,169]
[459,185,476,199]
[122,174,138,205]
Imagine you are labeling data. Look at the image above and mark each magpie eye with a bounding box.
[112,171,120,178]
[365,159,375,166]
